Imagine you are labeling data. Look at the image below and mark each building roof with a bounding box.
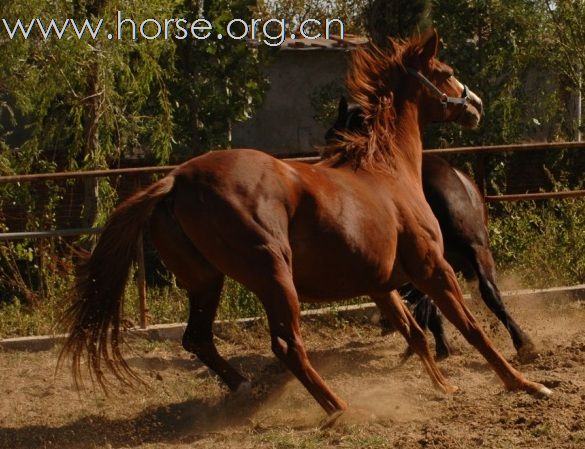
[279,34,368,51]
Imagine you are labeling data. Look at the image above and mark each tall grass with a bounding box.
[0,275,266,339]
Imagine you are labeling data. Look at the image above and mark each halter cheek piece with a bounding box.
[406,67,469,118]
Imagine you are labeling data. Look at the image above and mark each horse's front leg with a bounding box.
[372,291,458,394]
[408,245,551,397]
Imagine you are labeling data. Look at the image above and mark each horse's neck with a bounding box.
[393,101,423,181]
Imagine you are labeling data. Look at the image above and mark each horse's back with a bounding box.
[171,148,298,242]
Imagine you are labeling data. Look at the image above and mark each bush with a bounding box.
[488,198,585,287]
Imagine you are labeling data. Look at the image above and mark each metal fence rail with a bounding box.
[0,227,103,241]
[485,190,585,202]
[2,140,584,184]
[1,140,583,328]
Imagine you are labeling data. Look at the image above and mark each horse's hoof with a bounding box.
[516,381,552,399]
[533,385,552,399]
[399,347,415,364]
[379,319,395,335]
[234,380,252,394]
[320,410,345,429]
[517,344,539,363]
[444,384,459,395]
[435,351,450,362]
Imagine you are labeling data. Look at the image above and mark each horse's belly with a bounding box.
[289,234,397,300]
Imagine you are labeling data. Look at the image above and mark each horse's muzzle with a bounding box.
[459,88,483,128]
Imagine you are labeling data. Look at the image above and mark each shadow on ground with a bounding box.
[1,380,277,449]
[0,339,399,449]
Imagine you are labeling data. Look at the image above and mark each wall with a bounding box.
[233,49,349,156]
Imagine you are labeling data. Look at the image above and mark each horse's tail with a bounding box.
[58,175,175,390]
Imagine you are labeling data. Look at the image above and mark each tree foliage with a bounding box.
[541,0,585,89]
[172,0,267,156]
[0,0,268,303]
[0,0,268,170]
[364,0,432,46]
[0,1,177,175]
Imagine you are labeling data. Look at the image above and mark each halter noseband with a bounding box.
[406,67,469,108]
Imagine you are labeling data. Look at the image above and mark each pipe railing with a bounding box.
[1,140,583,327]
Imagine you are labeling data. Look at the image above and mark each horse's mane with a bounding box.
[321,37,423,170]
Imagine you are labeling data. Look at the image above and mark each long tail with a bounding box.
[58,175,175,390]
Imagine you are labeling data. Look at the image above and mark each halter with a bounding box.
[406,67,469,109]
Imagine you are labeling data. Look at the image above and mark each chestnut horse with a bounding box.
[60,31,550,421]
[326,98,536,361]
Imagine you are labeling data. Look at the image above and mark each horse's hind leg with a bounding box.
[400,286,452,360]
[470,244,536,359]
[258,268,348,416]
[373,291,457,394]
[182,277,251,391]
[149,204,248,391]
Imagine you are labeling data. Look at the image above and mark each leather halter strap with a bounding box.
[406,67,469,107]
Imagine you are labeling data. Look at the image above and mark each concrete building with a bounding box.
[232,35,366,156]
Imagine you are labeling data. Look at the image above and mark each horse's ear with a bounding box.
[419,29,440,63]
[338,96,348,118]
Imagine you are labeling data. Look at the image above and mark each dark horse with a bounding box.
[60,31,550,422]
[326,98,536,361]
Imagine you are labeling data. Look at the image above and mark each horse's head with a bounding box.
[403,30,483,128]
[323,31,483,169]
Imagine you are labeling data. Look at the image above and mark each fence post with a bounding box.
[136,232,148,329]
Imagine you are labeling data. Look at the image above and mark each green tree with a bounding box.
[0,0,177,228]
[172,0,267,156]
[541,0,585,89]
[363,0,432,46]
[541,0,585,146]
[258,0,367,36]
[0,0,268,305]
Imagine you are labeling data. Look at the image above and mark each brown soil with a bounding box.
[0,295,584,449]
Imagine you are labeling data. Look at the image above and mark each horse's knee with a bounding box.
[271,334,307,364]
[397,311,428,348]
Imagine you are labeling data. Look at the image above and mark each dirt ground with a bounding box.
[0,293,584,449]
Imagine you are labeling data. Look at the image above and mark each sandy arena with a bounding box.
[0,293,584,449]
